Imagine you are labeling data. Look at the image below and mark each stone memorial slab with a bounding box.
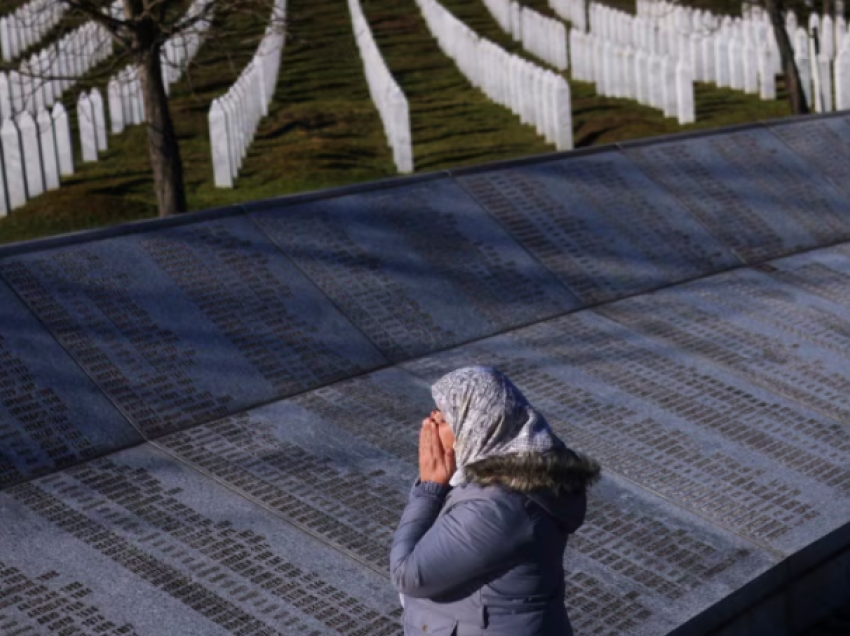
[0,280,142,490]
[401,315,850,562]
[455,152,739,306]
[764,243,850,309]
[249,178,578,362]
[624,128,850,263]
[160,369,775,636]
[766,116,850,200]
[0,216,387,439]
[0,444,403,636]
[597,266,850,431]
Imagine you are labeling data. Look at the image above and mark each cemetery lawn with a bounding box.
[0,0,793,245]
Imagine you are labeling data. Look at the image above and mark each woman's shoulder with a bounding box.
[444,482,531,516]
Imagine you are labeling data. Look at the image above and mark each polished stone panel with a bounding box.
[0,444,403,636]
[455,152,740,305]
[624,128,850,263]
[249,178,579,362]
[597,264,850,431]
[0,280,141,490]
[0,216,387,439]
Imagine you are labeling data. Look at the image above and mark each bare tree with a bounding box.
[764,0,810,114]
[1,0,286,216]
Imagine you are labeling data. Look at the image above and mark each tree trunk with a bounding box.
[139,50,188,216]
[765,0,810,114]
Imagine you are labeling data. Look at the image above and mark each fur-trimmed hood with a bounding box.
[463,449,601,531]
[463,449,601,495]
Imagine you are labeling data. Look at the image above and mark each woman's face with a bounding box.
[432,409,455,451]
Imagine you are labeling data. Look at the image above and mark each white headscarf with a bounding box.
[432,366,565,487]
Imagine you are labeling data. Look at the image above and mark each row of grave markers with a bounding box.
[0,6,119,122]
[632,0,850,112]
[0,103,73,216]
[416,0,573,150]
[482,0,568,70]
[0,0,67,62]
[347,0,412,173]
[571,29,695,123]
[210,0,287,188]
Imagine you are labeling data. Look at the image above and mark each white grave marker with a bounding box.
[53,102,73,176]
[18,111,44,197]
[1,118,26,209]
[37,108,59,191]
[90,87,107,151]
[77,92,98,162]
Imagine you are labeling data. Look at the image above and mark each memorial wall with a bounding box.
[2,113,850,636]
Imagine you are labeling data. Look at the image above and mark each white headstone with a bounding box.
[39,49,54,106]
[635,49,647,104]
[390,86,412,174]
[37,108,60,191]
[52,102,73,176]
[554,77,572,151]
[651,54,664,108]
[0,72,9,120]
[18,111,44,198]
[818,55,833,111]
[728,37,744,90]
[107,78,124,134]
[676,60,695,124]
[132,73,145,124]
[822,15,835,59]
[759,43,776,100]
[0,127,6,216]
[0,18,11,62]
[77,92,98,162]
[836,48,850,110]
[623,47,635,99]
[209,100,232,188]
[1,118,26,209]
[662,55,677,118]
[743,43,759,94]
[796,51,813,109]
[702,33,715,83]
[715,33,729,87]
[89,87,108,151]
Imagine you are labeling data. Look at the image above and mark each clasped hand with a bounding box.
[419,410,456,486]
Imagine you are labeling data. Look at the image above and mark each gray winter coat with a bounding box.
[390,449,600,636]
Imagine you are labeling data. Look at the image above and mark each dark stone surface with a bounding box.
[456,152,740,305]
[624,128,850,263]
[767,115,850,199]
[0,217,388,439]
[0,444,403,636]
[249,178,579,362]
[0,280,142,490]
[597,264,850,436]
[160,368,775,636]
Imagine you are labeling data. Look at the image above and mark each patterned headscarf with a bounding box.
[431,366,565,487]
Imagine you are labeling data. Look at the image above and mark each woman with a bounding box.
[390,366,600,636]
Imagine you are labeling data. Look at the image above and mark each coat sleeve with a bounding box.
[390,481,532,598]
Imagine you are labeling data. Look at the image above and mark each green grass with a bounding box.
[0,0,796,245]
